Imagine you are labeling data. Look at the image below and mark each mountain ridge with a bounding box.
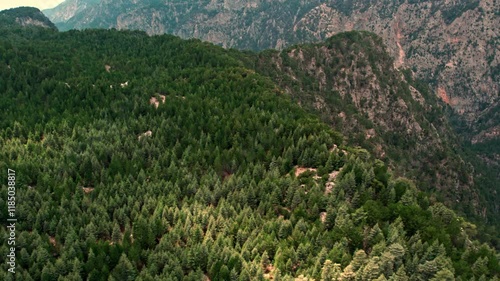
[5,2,497,231]
[239,31,494,225]
[43,0,499,136]
[0,6,57,30]
[0,12,499,279]
[42,0,500,228]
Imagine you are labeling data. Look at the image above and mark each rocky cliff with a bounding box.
[246,31,489,221]
[44,0,499,135]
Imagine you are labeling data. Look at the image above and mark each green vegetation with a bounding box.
[245,31,499,230]
[0,17,498,280]
[0,7,57,30]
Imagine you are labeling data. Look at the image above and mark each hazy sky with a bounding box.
[0,0,65,11]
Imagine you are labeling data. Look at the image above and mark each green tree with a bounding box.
[111,254,137,281]
[321,260,341,281]
[112,223,122,244]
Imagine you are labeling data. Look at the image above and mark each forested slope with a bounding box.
[43,1,500,199]
[0,20,498,280]
[44,0,500,133]
[238,31,499,229]
[0,7,57,30]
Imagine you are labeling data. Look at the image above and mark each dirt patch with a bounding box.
[82,187,94,194]
[138,130,152,140]
[437,87,451,105]
[105,65,111,72]
[150,97,160,108]
[295,166,317,177]
[324,169,342,195]
[325,182,335,195]
[394,20,405,68]
[150,95,167,109]
[263,264,276,279]
[445,60,455,68]
[320,212,327,223]
[328,170,341,181]
[365,128,376,139]
[49,236,56,247]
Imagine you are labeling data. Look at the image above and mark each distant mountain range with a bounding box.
[42,0,499,142]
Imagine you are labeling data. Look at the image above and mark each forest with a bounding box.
[0,17,499,280]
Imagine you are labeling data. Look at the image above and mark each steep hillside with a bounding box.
[43,0,100,24]
[44,0,499,131]
[0,7,57,30]
[244,31,489,223]
[1,18,498,280]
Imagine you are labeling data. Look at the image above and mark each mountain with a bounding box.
[1,17,498,279]
[43,0,499,135]
[42,0,500,234]
[43,0,100,26]
[0,6,57,30]
[241,31,488,223]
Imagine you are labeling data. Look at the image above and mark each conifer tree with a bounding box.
[111,254,137,281]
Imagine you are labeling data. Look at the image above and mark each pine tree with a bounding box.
[230,268,239,281]
[362,256,382,280]
[430,268,455,281]
[321,260,341,281]
[388,265,409,281]
[111,254,137,281]
[261,251,270,269]
[41,262,56,281]
[112,223,122,244]
[471,257,489,276]
[55,258,68,277]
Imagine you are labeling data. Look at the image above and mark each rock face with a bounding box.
[251,32,481,218]
[0,7,57,30]
[43,0,101,23]
[44,0,499,132]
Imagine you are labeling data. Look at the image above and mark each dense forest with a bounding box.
[0,12,499,280]
[237,32,500,232]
